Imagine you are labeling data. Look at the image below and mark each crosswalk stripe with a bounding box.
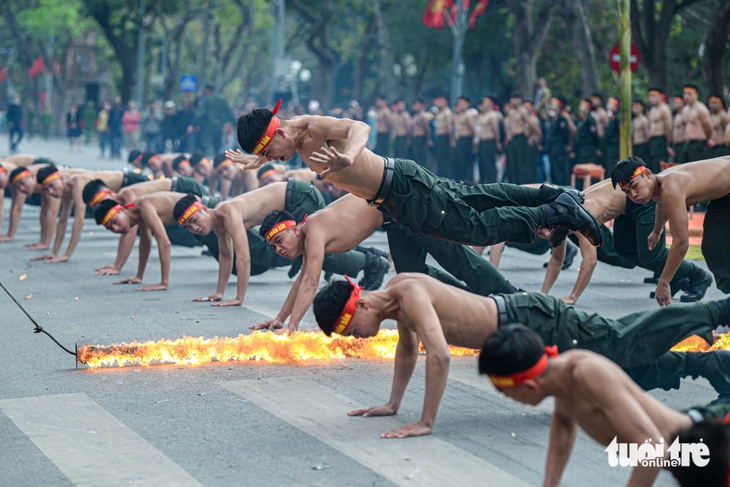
[222,377,532,487]
[0,393,202,487]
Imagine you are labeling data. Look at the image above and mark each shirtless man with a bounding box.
[229,104,603,249]
[504,92,536,184]
[0,155,53,245]
[92,192,221,292]
[433,95,453,176]
[31,165,152,264]
[611,155,730,303]
[590,92,608,139]
[670,95,687,163]
[212,153,259,199]
[256,162,318,187]
[312,272,730,438]
[7,165,83,251]
[680,84,714,163]
[541,179,711,305]
[82,175,208,275]
[477,96,503,184]
[632,100,651,165]
[647,88,673,173]
[452,97,476,181]
[254,193,517,333]
[374,96,394,157]
[410,99,431,170]
[173,181,387,306]
[707,94,728,158]
[392,99,411,159]
[479,324,729,487]
[572,99,599,165]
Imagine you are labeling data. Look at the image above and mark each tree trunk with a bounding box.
[373,0,395,98]
[701,0,730,96]
[354,16,376,103]
[565,0,599,97]
[509,0,558,99]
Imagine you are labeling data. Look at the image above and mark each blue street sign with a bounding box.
[180,75,198,93]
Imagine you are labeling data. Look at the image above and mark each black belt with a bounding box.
[285,178,294,210]
[685,140,707,144]
[492,295,509,327]
[171,176,178,193]
[122,167,130,186]
[368,157,395,207]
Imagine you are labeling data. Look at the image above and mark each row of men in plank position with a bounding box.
[3,102,730,484]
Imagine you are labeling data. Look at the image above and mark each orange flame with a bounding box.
[670,332,730,353]
[77,330,478,369]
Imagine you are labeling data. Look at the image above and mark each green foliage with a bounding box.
[16,0,86,38]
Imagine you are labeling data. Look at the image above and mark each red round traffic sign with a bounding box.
[609,43,640,73]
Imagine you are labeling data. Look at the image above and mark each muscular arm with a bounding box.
[140,204,172,290]
[491,116,503,151]
[310,117,371,169]
[219,212,251,305]
[699,107,713,140]
[101,228,137,274]
[662,107,673,144]
[0,190,26,241]
[39,192,60,247]
[564,234,598,304]
[542,400,579,487]
[55,187,88,261]
[658,188,690,299]
[49,196,73,257]
[284,234,327,332]
[540,240,567,294]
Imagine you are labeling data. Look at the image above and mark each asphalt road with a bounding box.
[1,138,724,487]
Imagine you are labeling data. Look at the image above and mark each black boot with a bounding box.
[644,272,661,284]
[680,265,713,302]
[496,280,519,294]
[711,296,730,327]
[686,351,730,401]
[649,276,688,299]
[537,184,585,205]
[358,251,389,290]
[548,226,571,248]
[540,193,603,247]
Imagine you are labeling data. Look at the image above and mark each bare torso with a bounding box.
[710,111,727,146]
[506,107,529,137]
[115,179,174,205]
[582,179,627,224]
[383,274,499,349]
[435,108,453,136]
[213,181,287,231]
[394,112,411,137]
[65,171,126,200]
[673,113,685,144]
[591,108,608,138]
[377,108,393,134]
[553,351,691,447]
[413,112,430,137]
[633,115,650,145]
[301,194,384,254]
[290,117,386,200]
[1,154,37,166]
[479,111,501,141]
[454,111,475,139]
[655,157,730,205]
[648,104,671,138]
[682,102,711,141]
[134,192,183,226]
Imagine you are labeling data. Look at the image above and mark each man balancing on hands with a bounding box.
[81,175,208,275]
[478,324,730,487]
[171,179,387,307]
[540,179,711,305]
[312,272,730,439]
[255,193,519,333]
[30,164,153,264]
[612,156,730,304]
[227,100,603,249]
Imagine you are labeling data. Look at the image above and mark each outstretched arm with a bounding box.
[96,229,137,275]
[32,196,72,262]
[655,187,690,306]
[49,185,87,263]
[284,236,326,332]
[0,190,26,242]
[562,235,597,305]
[542,400,578,487]
[308,117,371,178]
[540,240,567,295]
[209,213,250,306]
[38,192,60,248]
[137,204,171,291]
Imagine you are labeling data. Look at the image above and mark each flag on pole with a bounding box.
[469,0,489,28]
[423,0,454,29]
[28,56,45,78]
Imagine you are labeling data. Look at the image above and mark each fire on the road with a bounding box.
[671,333,730,353]
[76,330,479,369]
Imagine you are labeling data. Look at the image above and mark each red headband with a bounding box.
[264,214,306,242]
[42,172,61,186]
[252,99,282,155]
[259,169,278,181]
[333,276,364,335]
[11,169,32,184]
[177,201,203,226]
[619,166,648,189]
[488,346,559,388]
[101,204,121,228]
[89,188,116,208]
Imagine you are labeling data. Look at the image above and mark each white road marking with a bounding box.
[222,377,532,487]
[0,393,202,487]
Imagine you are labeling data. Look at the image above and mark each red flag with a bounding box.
[449,0,469,25]
[469,0,489,28]
[423,0,454,29]
[0,66,7,84]
[28,56,45,78]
